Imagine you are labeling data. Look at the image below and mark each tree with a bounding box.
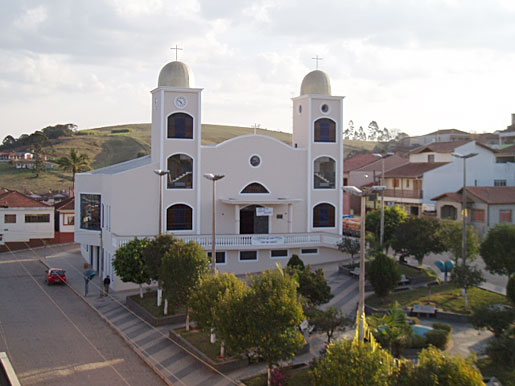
[55,148,91,190]
[160,239,210,328]
[470,305,515,337]
[391,216,444,265]
[338,236,360,266]
[297,265,333,306]
[190,273,246,356]
[508,275,515,305]
[367,121,381,141]
[142,234,178,307]
[217,270,305,386]
[480,223,515,277]
[113,238,151,298]
[451,264,484,309]
[368,302,412,357]
[310,339,399,386]
[31,143,46,178]
[438,220,480,263]
[286,254,305,271]
[41,123,75,139]
[309,307,350,344]
[368,252,400,301]
[409,346,484,385]
[2,135,15,148]
[366,206,408,252]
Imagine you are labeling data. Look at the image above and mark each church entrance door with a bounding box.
[240,205,269,234]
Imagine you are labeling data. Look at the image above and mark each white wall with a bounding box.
[0,207,54,242]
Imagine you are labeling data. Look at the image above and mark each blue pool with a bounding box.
[412,325,432,336]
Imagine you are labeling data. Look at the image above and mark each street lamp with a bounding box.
[204,173,225,275]
[372,152,394,247]
[451,152,478,262]
[153,169,170,235]
[343,184,386,341]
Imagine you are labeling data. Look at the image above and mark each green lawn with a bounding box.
[130,291,184,318]
[366,283,510,314]
[176,328,235,362]
[243,366,312,386]
[344,261,435,280]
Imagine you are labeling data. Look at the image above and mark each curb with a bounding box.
[38,258,174,386]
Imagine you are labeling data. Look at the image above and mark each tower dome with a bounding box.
[300,70,331,96]
[158,61,193,88]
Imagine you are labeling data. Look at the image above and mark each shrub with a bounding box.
[486,333,515,368]
[270,367,287,386]
[432,322,452,333]
[470,305,515,337]
[507,275,515,305]
[409,333,428,349]
[111,128,130,133]
[425,329,450,350]
[407,316,420,325]
[287,254,305,271]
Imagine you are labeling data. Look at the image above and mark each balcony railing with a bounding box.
[113,232,342,250]
[383,189,423,199]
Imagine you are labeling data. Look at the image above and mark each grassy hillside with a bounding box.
[0,123,376,193]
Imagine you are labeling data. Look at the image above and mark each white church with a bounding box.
[75,59,345,290]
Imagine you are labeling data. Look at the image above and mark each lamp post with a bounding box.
[373,152,394,247]
[343,184,386,341]
[451,152,477,263]
[153,169,170,235]
[204,173,225,275]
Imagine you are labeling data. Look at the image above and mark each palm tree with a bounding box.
[55,149,91,191]
[368,302,413,357]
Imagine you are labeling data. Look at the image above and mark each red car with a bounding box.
[46,268,67,285]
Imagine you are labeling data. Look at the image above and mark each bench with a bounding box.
[410,304,437,317]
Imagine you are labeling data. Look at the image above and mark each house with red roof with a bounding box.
[54,197,75,243]
[432,186,515,235]
[0,189,55,250]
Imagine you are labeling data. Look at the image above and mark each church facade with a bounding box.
[75,60,345,290]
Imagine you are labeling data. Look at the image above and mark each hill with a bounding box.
[0,123,376,193]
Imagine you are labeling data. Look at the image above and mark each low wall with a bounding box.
[168,329,248,373]
[125,296,186,327]
[365,304,470,323]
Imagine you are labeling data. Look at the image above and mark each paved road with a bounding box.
[0,258,165,386]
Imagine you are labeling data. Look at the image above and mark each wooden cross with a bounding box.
[171,44,183,61]
[312,55,323,70]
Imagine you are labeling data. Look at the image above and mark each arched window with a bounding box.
[314,118,336,142]
[167,204,192,231]
[167,113,193,139]
[241,183,269,194]
[167,154,193,189]
[314,157,335,189]
[441,205,457,220]
[313,203,335,228]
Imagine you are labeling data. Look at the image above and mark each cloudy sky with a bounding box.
[1,0,515,139]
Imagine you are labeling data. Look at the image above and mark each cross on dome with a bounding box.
[312,55,323,70]
[170,44,183,61]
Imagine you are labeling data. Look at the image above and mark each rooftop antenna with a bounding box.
[170,44,183,61]
[312,55,323,70]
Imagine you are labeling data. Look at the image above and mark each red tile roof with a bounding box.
[0,189,50,208]
[54,197,75,211]
[432,187,515,205]
[384,162,448,178]
[411,141,472,154]
[344,154,379,172]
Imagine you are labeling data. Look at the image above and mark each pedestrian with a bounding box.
[103,275,111,296]
[84,278,89,296]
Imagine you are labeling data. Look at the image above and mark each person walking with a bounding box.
[103,275,111,296]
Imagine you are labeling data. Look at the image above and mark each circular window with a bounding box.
[298,105,302,114]
[321,104,329,113]
[250,155,261,167]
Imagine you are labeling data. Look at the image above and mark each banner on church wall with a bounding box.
[251,236,284,246]
[256,207,274,216]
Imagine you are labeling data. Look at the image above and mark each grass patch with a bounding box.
[176,328,234,362]
[344,261,435,280]
[477,357,515,386]
[367,283,510,314]
[243,366,312,386]
[130,291,184,318]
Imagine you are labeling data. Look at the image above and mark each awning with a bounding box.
[220,197,302,205]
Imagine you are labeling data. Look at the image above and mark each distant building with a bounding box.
[496,114,515,146]
[381,141,515,215]
[432,186,515,236]
[403,129,472,147]
[54,197,75,243]
[0,189,55,250]
[0,152,33,161]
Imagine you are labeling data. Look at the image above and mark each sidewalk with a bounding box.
[41,250,236,386]
[40,248,338,385]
